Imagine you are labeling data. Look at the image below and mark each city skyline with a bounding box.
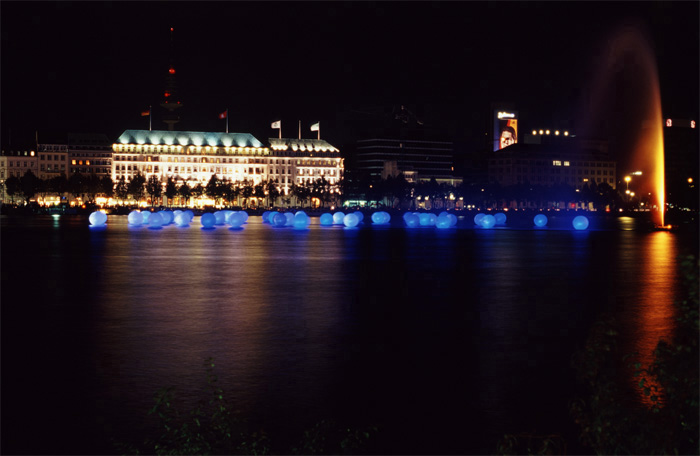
[1,1,698,150]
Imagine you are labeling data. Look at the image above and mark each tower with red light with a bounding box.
[160,27,183,131]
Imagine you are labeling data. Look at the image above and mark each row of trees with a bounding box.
[343,172,626,211]
[3,169,634,211]
[1,170,343,209]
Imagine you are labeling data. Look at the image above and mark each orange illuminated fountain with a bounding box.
[578,23,666,227]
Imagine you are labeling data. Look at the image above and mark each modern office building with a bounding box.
[355,138,461,185]
[112,130,343,197]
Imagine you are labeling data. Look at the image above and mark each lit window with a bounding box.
[564,161,570,166]
[72,160,76,165]
[553,160,562,166]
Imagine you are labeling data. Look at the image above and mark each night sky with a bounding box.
[1,1,698,150]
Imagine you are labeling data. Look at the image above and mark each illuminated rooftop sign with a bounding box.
[497,111,516,119]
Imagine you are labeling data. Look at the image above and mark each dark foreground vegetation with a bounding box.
[498,254,698,455]
[115,255,698,455]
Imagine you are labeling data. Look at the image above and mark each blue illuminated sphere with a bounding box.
[354,211,364,222]
[428,213,437,225]
[320,213,333,226]
[262,211,272,223]
[293,212,310,229]
[494,212,507,225]
[184,210,194,222]
[439,211,450,218]
[214,211,226,225]
[173,209,182,218]
[372,211,390,224]
[436,214,451,229]
[240,211,249,223]
[573,215,589,230]
[295,210,307,217]
[201,213,216,229]
[474,213,486,226]
[403,212,413,222]
[228,211,246,228]
[174,213,189,227]
[419,213,432,226]
[533,214,548,227]
[141,211,151,223]
[127,210,143,225]
[481,214,496,229]
[333,212,345,224]
[160,210,174,225]
[447,214,458,227]
[404,213,420,228]
[272,212,287,227]
[89,211,107,226]
[148,212,164,229]
[284,212,295,226]
[343,213,360,227]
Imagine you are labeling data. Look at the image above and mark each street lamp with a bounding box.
[624,175,631,191]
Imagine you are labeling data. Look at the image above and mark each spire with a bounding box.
[160,27,183,131]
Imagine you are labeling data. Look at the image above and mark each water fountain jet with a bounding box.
[578,22,666,227]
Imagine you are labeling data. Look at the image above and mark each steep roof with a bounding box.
[116,130,264,148]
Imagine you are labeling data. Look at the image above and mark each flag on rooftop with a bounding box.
[310,122,319,131]
[141,109,150,116]
[219,110,228,119]
[271,120,281,129]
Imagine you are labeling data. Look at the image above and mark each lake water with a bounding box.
[1,212,697,454]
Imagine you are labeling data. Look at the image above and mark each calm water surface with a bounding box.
[1,213,696,454]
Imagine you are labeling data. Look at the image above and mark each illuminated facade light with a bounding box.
[539,130,544,135]
[555,130,560,135]
[545,130,550,135]
[564,131,569,136]
[532,130,537,135]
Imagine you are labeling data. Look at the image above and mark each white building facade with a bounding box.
[112,130,343,198]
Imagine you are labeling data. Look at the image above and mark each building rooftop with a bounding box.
[116,130,264,148]
[269,138,339,153]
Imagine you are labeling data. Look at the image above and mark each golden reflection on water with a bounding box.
[630,232,677,406]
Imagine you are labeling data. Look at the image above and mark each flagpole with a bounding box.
[226,108,229,134]
[318,122,320,140]
[298,120,301,140]
[149,105,152,131]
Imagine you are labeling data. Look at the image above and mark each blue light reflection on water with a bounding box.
[0,214,696,455]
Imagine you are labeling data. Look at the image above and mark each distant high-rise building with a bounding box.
[160,28,183,131]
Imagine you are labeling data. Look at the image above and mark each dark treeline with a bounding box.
[3,169,639,212]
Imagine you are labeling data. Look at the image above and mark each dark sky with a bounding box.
[1,1,698,150]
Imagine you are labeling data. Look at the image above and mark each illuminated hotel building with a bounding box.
[112,130,343,196]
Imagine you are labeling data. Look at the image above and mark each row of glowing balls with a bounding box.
[262,210,387,229]
[90,209,249,229]
[90,210,589,230]
[471,212,589,230]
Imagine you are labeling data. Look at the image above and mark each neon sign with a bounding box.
[497,111,516,119]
